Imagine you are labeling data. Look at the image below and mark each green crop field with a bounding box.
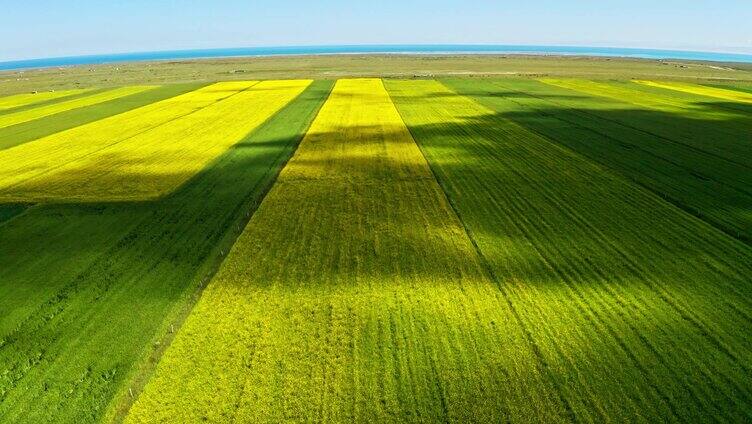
[0,57,751,423]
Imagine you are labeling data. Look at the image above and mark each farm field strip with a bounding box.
[0,86,156,129]
[0,80,333,423]
[538,78,752,175]
[0,81,259,201]
[635,80,752,103]
[125,78,569,423]
[0,89,89,110]
[444,78,752,242]
[387,79,752,422]
[0,83,207,151]
[0,79,312,202]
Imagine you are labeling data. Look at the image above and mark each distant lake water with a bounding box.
[2,45,752,71]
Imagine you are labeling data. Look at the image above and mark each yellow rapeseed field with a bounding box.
[0,89,90,110]
[0,86,156,128]
[0,79,311,201]
[0,81,255,201]
[0,80,310,201]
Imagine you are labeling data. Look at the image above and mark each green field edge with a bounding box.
[0,83,208,151]
[451,79,752,246]
[105,79,334,423]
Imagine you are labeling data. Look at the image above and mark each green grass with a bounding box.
[0,80,332,423]
[0,83,206,151]
[386,79,752,422]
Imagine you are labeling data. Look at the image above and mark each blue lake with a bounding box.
[2,44,752,71]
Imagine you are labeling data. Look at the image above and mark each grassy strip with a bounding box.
[105,79,334,423]
[387,79,752,422]
[125,79,569,423]
[445,78,752,243]
[0,80,333,423]
[0,83,205,151]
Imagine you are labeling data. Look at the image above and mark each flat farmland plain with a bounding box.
[0,68,750,423]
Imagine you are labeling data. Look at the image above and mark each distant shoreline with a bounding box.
[3,44,752,71]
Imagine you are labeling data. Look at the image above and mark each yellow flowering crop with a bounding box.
[0,86,156,128]
[0,80,311,201]
[0,89,90,110]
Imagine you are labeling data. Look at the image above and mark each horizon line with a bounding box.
[3,43,752,71]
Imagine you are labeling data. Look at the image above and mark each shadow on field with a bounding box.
[418,81,752,244]
[386,86,752,421]
[0,81,334,423]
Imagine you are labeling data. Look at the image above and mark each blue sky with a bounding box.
[2,0,751,61]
